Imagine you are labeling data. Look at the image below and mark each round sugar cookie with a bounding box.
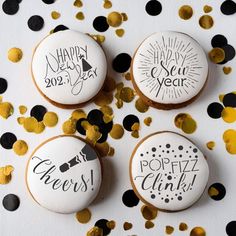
[130,131,209,212]
[32,30,107,108]
[26,135,102,214]
[131,31,208,110]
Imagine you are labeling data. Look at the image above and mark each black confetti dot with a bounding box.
[208,183,226,201]
[122,189,140,207]
[226,221,236,236]
[53,24,69,33]
[28,15,44,31]
[123,114,139,131]
[97,132,108,143]
[222,44,236,61]
[2,194,20,211]
[0,78,8,94]
[93,16,109,32]
[145,0,162,16]
[30,105,47,122]
[95,219,111,236]
[221,0,236,15]
[99,121,113,134]
[207,102,224,119]
[211,34,228,48]
[112,53,132,73]
[223,93,236,107]
[0,132,17,149]
[87,109,104,126]
[2,0,19,15]
[42,0,55,4]
[76,118,87,135]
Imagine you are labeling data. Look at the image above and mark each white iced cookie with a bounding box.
[130,131,209,211]
[26,135,102,214]
[32,30,107,107]
[131,31,208,110]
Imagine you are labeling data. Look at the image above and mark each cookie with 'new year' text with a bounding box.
[131,31,209,110]
[31,30,107,108]
[129,131,209,212]
[25,135,102,214]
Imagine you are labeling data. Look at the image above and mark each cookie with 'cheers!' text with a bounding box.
[31,30,107,108]
[25,135,102,214]
[129,131,209,212]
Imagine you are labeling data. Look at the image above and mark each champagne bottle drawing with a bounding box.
[59,144,97,173]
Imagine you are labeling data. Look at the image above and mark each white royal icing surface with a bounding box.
[132,32,208,104]
[26,136,102,214]
[32,30,107,105]
[130,132,209,211]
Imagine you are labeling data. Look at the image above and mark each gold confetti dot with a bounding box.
[75,208,91,224]
[103,0,112,9]
[144,117,152,126]
[131,122,140,132]
[23,117,38,132]
[84,123,102,145]
[17,117,25,125]
[95,142,110,157]
[179,222,188,231]
[51,11,61,20]
[181,117,197,134]
[204,5,213,13]
[223,67,232,75]
[62,119,77,134]
[86,226,103,236]
[166,225,174,234]
[174,113,191,128]
[108,146,115,156]
[190,227,206,236]
[94,91,113,107]
[0,165,14,185]
[222,107,236,123]
[208,186,219,197]
[123,72,131,81]
[71,109,86,120]
[43,112,58,127]
[135,98,149,113]
[19,105,27,115]
[131,130,139,138]
[123,222,132,231]
[0,102,14,119]
[109,124,124,139]
[120,87,135,103]
[107,11,123,27]
[145,220,154,229]
[103,113,113,123]
[115,29,125,37]
[121,12,128,21]
[106,220,116,229]
[74,0,83,7]
[179,5,193,20]
[76,12,85,20]
[34,121,45,134]
[141,205,158,220]
[13,140,28,156]
[208,48,225,64]
[100,105,113,116]
[199,15,214,29]
[8,47,23,63]
[223,129,236,143]
[206,141,215,150]
[91,34,106,44]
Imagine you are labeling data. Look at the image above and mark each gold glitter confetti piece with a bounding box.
[75,208,91,224]
[178,5,193,20]
[86,226,103,236]
[120,87,135,103]
[124,72,131,81]
[174,113,191,129]
[109,124,124,139]
[51,11,61,20]
[103,0,112,9]
[103,114,113,123]
[203,5,213,13]
[17,117,25,125]
[131,122,140,131]
[115,29,125,37]
[19,105,27,115]
[145,221,154,229]
[208,48,225,64]
[8,47,23,63]
[0,102,14,119]
[166,225,174,234]
[144,117,152,126]
[76,12,85,20]
[86,125,102,145]
[43,112,58,127]
[221,107,236,123]
[135,98,149,113]
[13,140,28,156]
[34,121,45,134]
[199,15,214,29]
[115,99,123,109]
[223,67,232,75]
[94,91,113,107]
[208,186,219,197]
[179,222,188,231]
[141,205,158,220]
[107,11,123,27]
[23,117,38,132]
[62,119,77,134]
[0,165,14,185]
[190,227,206,236]
[95,142,110,157]
[206,141,215,150]
[100,105,113,116]
[131,130,139,138]
[181,117,197,134]
[123,222,132,231]
[103,77,116,93]
[121,12,128,21]
[74,0,83,7]
[106,220,116,229]
[71,109,86,120]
